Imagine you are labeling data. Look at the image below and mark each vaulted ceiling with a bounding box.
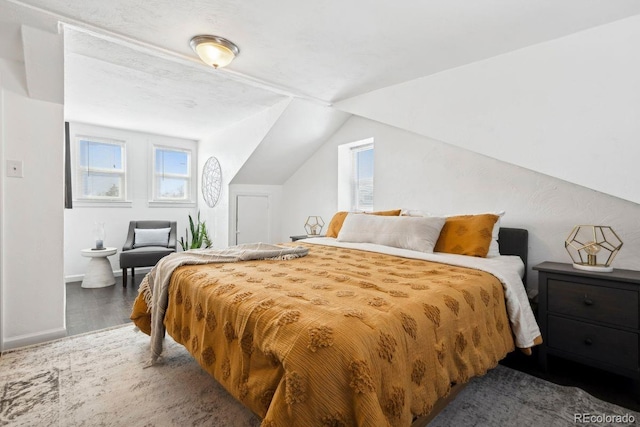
[3,0,640,201]
[6,0,640,139]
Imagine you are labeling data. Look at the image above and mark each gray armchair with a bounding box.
[120,220,177,288]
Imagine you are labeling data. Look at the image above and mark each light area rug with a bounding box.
[0,324,637,427]
[0,324,260,427]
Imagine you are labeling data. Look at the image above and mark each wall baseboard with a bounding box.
[64,267,152,283]
[1,327,67,352]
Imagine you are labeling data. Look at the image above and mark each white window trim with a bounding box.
[350,143,374,212]
[73,135,131,207]
[337,138,374,212]
[149,144,197,207]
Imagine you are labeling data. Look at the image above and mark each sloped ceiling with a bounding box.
[232,99,350,185]
[4,0,640,195]
[337,15,640,204]
[8,0,640,137]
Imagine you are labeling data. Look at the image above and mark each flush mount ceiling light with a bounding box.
[190,35,239,69]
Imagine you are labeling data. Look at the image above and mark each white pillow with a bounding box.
[337,214,445,253]
[486,211,505,257]
[134,228,170,248]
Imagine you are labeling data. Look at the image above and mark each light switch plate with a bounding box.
[6,160,24,178]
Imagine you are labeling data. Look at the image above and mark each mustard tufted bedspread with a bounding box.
[131,243,515,426]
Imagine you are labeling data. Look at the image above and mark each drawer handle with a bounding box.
[583,297,594,306]
[584,338,593,346]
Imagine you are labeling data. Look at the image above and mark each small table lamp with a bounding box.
[304,216,325,236]
[564,225,623,272]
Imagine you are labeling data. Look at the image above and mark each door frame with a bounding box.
[231,192,271,245]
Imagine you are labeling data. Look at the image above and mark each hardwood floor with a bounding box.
[65,273,142,336]
[65,274,639,413]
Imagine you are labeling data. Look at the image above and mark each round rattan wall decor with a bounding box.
[202,156,222,207]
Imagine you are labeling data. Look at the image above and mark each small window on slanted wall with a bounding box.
[76,137,126,201]
[152,146,193,203]
[338,138,374,212]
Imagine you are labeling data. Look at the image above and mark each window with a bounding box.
[152,146,192,202]
[338,138,374,212]
[76,137,126,201]
[351,144,374,211]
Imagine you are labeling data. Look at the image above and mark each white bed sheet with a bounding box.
[298,237,541,349]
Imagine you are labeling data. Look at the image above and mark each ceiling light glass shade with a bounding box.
[190,35,239,69]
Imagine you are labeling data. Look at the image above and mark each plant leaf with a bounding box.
[182,210,212,249]
[188,214,196,236]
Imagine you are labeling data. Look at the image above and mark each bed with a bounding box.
[131,222,540,427]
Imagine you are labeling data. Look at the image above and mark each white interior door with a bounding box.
[236,194,270,245]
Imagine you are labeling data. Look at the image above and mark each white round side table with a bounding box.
[80,247,117,288]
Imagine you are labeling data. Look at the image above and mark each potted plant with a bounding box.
[179,211,212,250]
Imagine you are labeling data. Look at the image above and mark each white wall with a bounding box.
[0,58,27,97]
[198,100,290,248]
[0,71,5,350]
[337,15,640,205]
[0,14,67,350]
[64,122,198,280]
[22,25,64,104]
[2,89,65,349]
[281,116,640,293]
[280,135,340,240]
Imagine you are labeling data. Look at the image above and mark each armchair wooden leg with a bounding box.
[122,268,127,288]
[132,268,135,279]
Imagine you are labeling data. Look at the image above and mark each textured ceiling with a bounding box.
[7,0,640,140]
[63,28,285,140]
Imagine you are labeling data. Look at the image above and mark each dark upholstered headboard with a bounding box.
[498,227,529,285]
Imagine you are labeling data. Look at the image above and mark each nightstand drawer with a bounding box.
[548,315,639,371]
[548,279,638,328]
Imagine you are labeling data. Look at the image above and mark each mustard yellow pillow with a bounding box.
[434,214,499,257]
[325,209,401,238]
[326,212,349,238]
[372,209,402,217]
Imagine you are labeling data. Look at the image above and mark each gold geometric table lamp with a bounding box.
[304,216,325,237]
[564,225,623,272]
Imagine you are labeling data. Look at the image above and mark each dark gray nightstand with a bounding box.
[534,261,640,392]
[290,235,326,242]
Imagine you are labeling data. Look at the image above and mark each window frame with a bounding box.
[74,136,128,204]
[149,145,196,207]
[337,138,374,212]
[350,143,374,212]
